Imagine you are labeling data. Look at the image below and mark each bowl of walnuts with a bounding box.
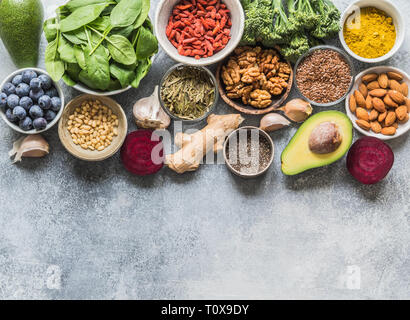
[216,46,293,115]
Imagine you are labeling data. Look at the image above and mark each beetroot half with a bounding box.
[346,137,394,185]
[121,130,164,176]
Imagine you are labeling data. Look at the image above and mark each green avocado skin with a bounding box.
[0,0,44,68]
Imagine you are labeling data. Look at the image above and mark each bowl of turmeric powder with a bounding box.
[339,0,405,63]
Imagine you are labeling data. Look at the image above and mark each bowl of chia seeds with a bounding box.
[223,126,274,178]
[294,45,355,107]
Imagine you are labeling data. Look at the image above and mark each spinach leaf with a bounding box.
[131,58,151,88]
[74,45,87,69]
[63,32,87,45]
[110,63,135,88]
[60,4,108,32]
[58,35,77,63]
[43,18,58,42]
[66,63,82,82]
[112,25,134,38]
[133,0,150,29]
[83,45,111,90]
[110,0,142,27]
[79,70,101,90]
[89,16,111,32]
[108,79,122,91]
[62,74,77,86]
[66,0,113,11]
[45,39,65,81]
[106,34,137,65]
[135,26,158,59]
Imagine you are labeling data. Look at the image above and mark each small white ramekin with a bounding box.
[339,0,405,63]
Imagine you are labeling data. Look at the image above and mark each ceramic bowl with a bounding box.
[58,94,128,161]
[345,66,410,140]
[339,0,405,63]
[294,45,355,107]
[0,68,64,134]
[155,0,244,66]
[158,63,218,123]
[223,126,275,179]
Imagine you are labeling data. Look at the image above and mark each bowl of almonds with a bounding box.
[346,66,410,140]
[58,94,128,161]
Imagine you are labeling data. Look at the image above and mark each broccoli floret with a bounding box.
[287,0,320,30]
[273,0,293,38]
[311,0,341,39]
[280,32,310,63]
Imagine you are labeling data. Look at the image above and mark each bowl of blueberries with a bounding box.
[0,68,64,134]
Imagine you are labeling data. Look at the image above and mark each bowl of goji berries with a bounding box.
[155,0,245,66]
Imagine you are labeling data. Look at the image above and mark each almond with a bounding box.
[369,109,379,121]
[395,105,408,121]
[389,79,401,91]
[373,97,386,113]
[367,81,380,91]
[387,71,403,82]
[383,94,399,108]
[369,89,387,97]
[378,73,389,89]
[356,107,369,121]
[406,98,410,113]
[356,119,370,131]
[362,73,378,83]
[399,113,409,124]
[370,121,382,133]
[400,83,408,96]
[389,90,406,104]
[378,111,387,123]
[365,95,373,110]
[359,83,368,98]
[381,127,397,135]
[354,90,366,108]
[392,122,399,129]
[349,94,357,113]
[385,111,397,126]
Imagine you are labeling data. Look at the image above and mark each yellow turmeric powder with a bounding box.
[343,7,396,59]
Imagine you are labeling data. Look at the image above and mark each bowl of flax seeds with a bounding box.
[294,45,355,107]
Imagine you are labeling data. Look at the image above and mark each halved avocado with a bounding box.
[281,111,353,175]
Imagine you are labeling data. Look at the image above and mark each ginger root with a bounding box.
[166,114,244,174]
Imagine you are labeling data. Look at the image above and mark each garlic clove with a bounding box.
[133,86,171,129]
[278,98,313,123]
[9,134,49,163]
[259,113,291,132]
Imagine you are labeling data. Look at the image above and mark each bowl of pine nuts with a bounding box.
[58,94,128,161]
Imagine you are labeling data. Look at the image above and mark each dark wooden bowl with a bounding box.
[216,52,293,115]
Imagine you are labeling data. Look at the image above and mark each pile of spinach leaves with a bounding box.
[44,0,158,91]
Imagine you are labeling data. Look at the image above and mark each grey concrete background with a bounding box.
[0,0,409,300]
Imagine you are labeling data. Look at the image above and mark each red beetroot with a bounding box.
[121,130,164,176]
[346,137,394,185]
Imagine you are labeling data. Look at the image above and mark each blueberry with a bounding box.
[45,87,58,98]
[7,94,19,108]
[19,96,33,111]
[2,82,16,95]
[6,108,17,122]
[49,96,61,112]
[0,93,7,109]
[19,117,33,131]
[29,105,43,119]
[22,70,37,84]
[45,110,57,122]
[13,106,27,120]
[12,75,23,86]
[39,74,52,90]
[33,117,48,130]
[38,95,51,110]
[16,83,30,97]
[30,78,42,91]
[29,89,44,102]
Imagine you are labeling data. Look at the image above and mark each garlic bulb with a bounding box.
[260,113,291,132]
[278,99,313,123]
[9,134,49,163]
[133,86,170,129]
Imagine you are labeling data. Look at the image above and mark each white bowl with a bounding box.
[345,66,410,140]
[155,0,244,66]
[339,0,405,63]
[0,68,64,135]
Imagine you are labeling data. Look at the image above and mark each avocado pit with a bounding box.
[308,122,343,154]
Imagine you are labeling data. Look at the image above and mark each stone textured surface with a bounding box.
[0,0,409,300]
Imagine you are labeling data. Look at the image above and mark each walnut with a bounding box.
[249,89,272,108]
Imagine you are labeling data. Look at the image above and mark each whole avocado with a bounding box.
[0,0,44,68]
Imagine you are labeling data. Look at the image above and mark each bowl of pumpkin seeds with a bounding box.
[159,64,218,123]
